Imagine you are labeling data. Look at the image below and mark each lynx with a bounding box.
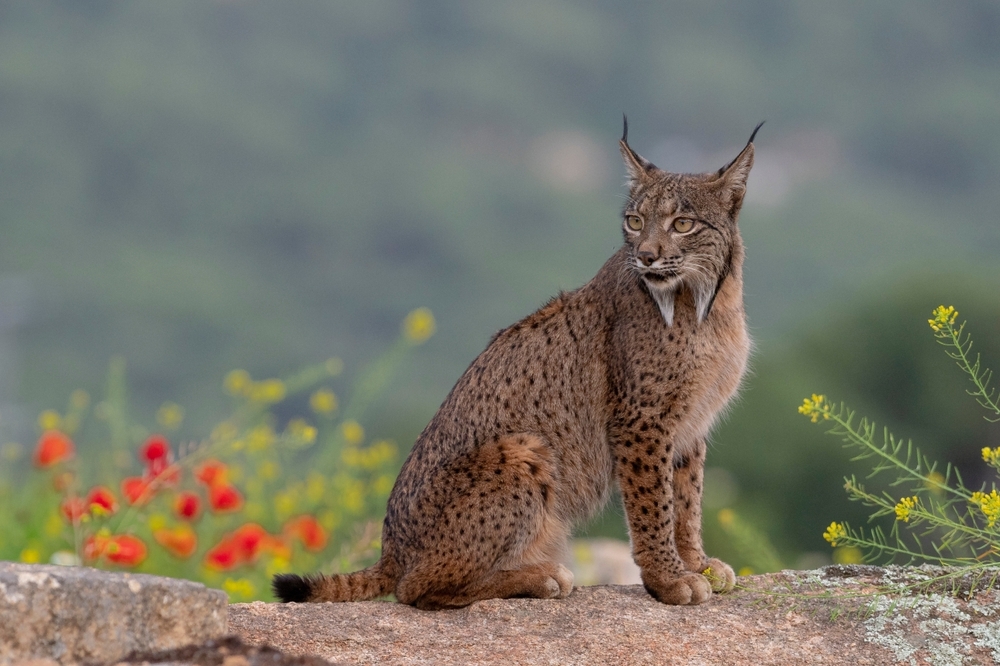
[274,119,758,608]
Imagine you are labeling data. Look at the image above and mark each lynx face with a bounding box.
[619,121,759,326]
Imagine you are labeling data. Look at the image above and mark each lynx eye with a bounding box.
[672,218,695,233]
[625,215,643,232]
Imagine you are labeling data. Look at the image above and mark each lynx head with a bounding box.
[619,118,761,326]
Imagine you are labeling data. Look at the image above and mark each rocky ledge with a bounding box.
[229,565,1000,666]
[0,562,226,665]
[5,563,1000,665]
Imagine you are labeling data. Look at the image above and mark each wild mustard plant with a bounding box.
[802,306,1000,567]
[0,307,435,601]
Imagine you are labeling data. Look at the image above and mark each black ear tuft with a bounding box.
[747,120,765,145]
[622,114,629,143]
[272,573,314,603]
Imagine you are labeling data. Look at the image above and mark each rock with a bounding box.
[0,562,227,665]
[229,566,1000,665]
[567,538,642,586]
[111,636,337,666]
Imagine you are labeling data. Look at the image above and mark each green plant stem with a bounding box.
[942,321,1000,418]
[827,409,968,501]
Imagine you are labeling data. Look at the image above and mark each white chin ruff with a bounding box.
[644,276,715,326]
[645,280,678,327]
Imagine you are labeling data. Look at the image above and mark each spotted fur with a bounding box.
[273,121,756,608]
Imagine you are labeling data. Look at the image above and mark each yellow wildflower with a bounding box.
[224,369,251,396]
[983,447,1000,466]
[248,424,275,451]
[38,410,62,432]
[894,496,919,522]
[148,513,168,531]
[797,394,830,423]
[248,379,287,404]
[738,566,754,577]
[341,420,365,445]
[275,491,297,519]
[287,418,317,444]
[928,305,958,332]
[223,577,256,601]
[373,474,395,496]
[823,521,847,546]
[402,307,436,345]
[833,546,864,564]
[156,402,185,430]
[341,480,366,514]
[44,513,63,537]
[19,548,41,564]
[924,471,946,495]
[971,490,1000,528]
[310,388,338,415]
[717,508,735,528]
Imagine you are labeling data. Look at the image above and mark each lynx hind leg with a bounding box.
[405,562,573,610]
[673,442,735,593]
[395,433,573,609]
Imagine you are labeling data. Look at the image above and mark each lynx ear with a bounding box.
[715,121,763,214]
[619,115,655,185]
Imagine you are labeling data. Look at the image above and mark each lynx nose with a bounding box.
[637,250,657,267]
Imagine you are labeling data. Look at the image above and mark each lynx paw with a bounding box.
[644,572,712,605]
[701,558,736,593]
[550,563,574,598]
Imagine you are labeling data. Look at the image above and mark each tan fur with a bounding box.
[276,122,756,608]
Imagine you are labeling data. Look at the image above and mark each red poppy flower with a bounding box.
[208,484,243,512]
[34,430,74,467]
[85,533,147,567]
[153,525,197,558]
[86,486,118,515]
[60,496,87,522]
[174,491,201,520]
[204,538,240,570]
[284,515,328,552]
[104,534,147,567]
[203,523,284,571]
[140,435,172,477]
[121,476,152,505]
[231,523,269,560]
[195,459,227,487]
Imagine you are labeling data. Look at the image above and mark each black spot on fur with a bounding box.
[272,573,315,602]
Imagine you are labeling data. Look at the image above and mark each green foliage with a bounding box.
[804,306,1000,568]
[0,308,434,601]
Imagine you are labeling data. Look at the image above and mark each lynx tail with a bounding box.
[272,562,394,602]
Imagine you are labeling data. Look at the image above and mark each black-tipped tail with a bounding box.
[272,573,315,603]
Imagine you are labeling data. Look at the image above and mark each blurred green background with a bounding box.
[2,0,1000,572]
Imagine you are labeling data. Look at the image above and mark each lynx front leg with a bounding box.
[673,439,735,593]
[613,434,711,606]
